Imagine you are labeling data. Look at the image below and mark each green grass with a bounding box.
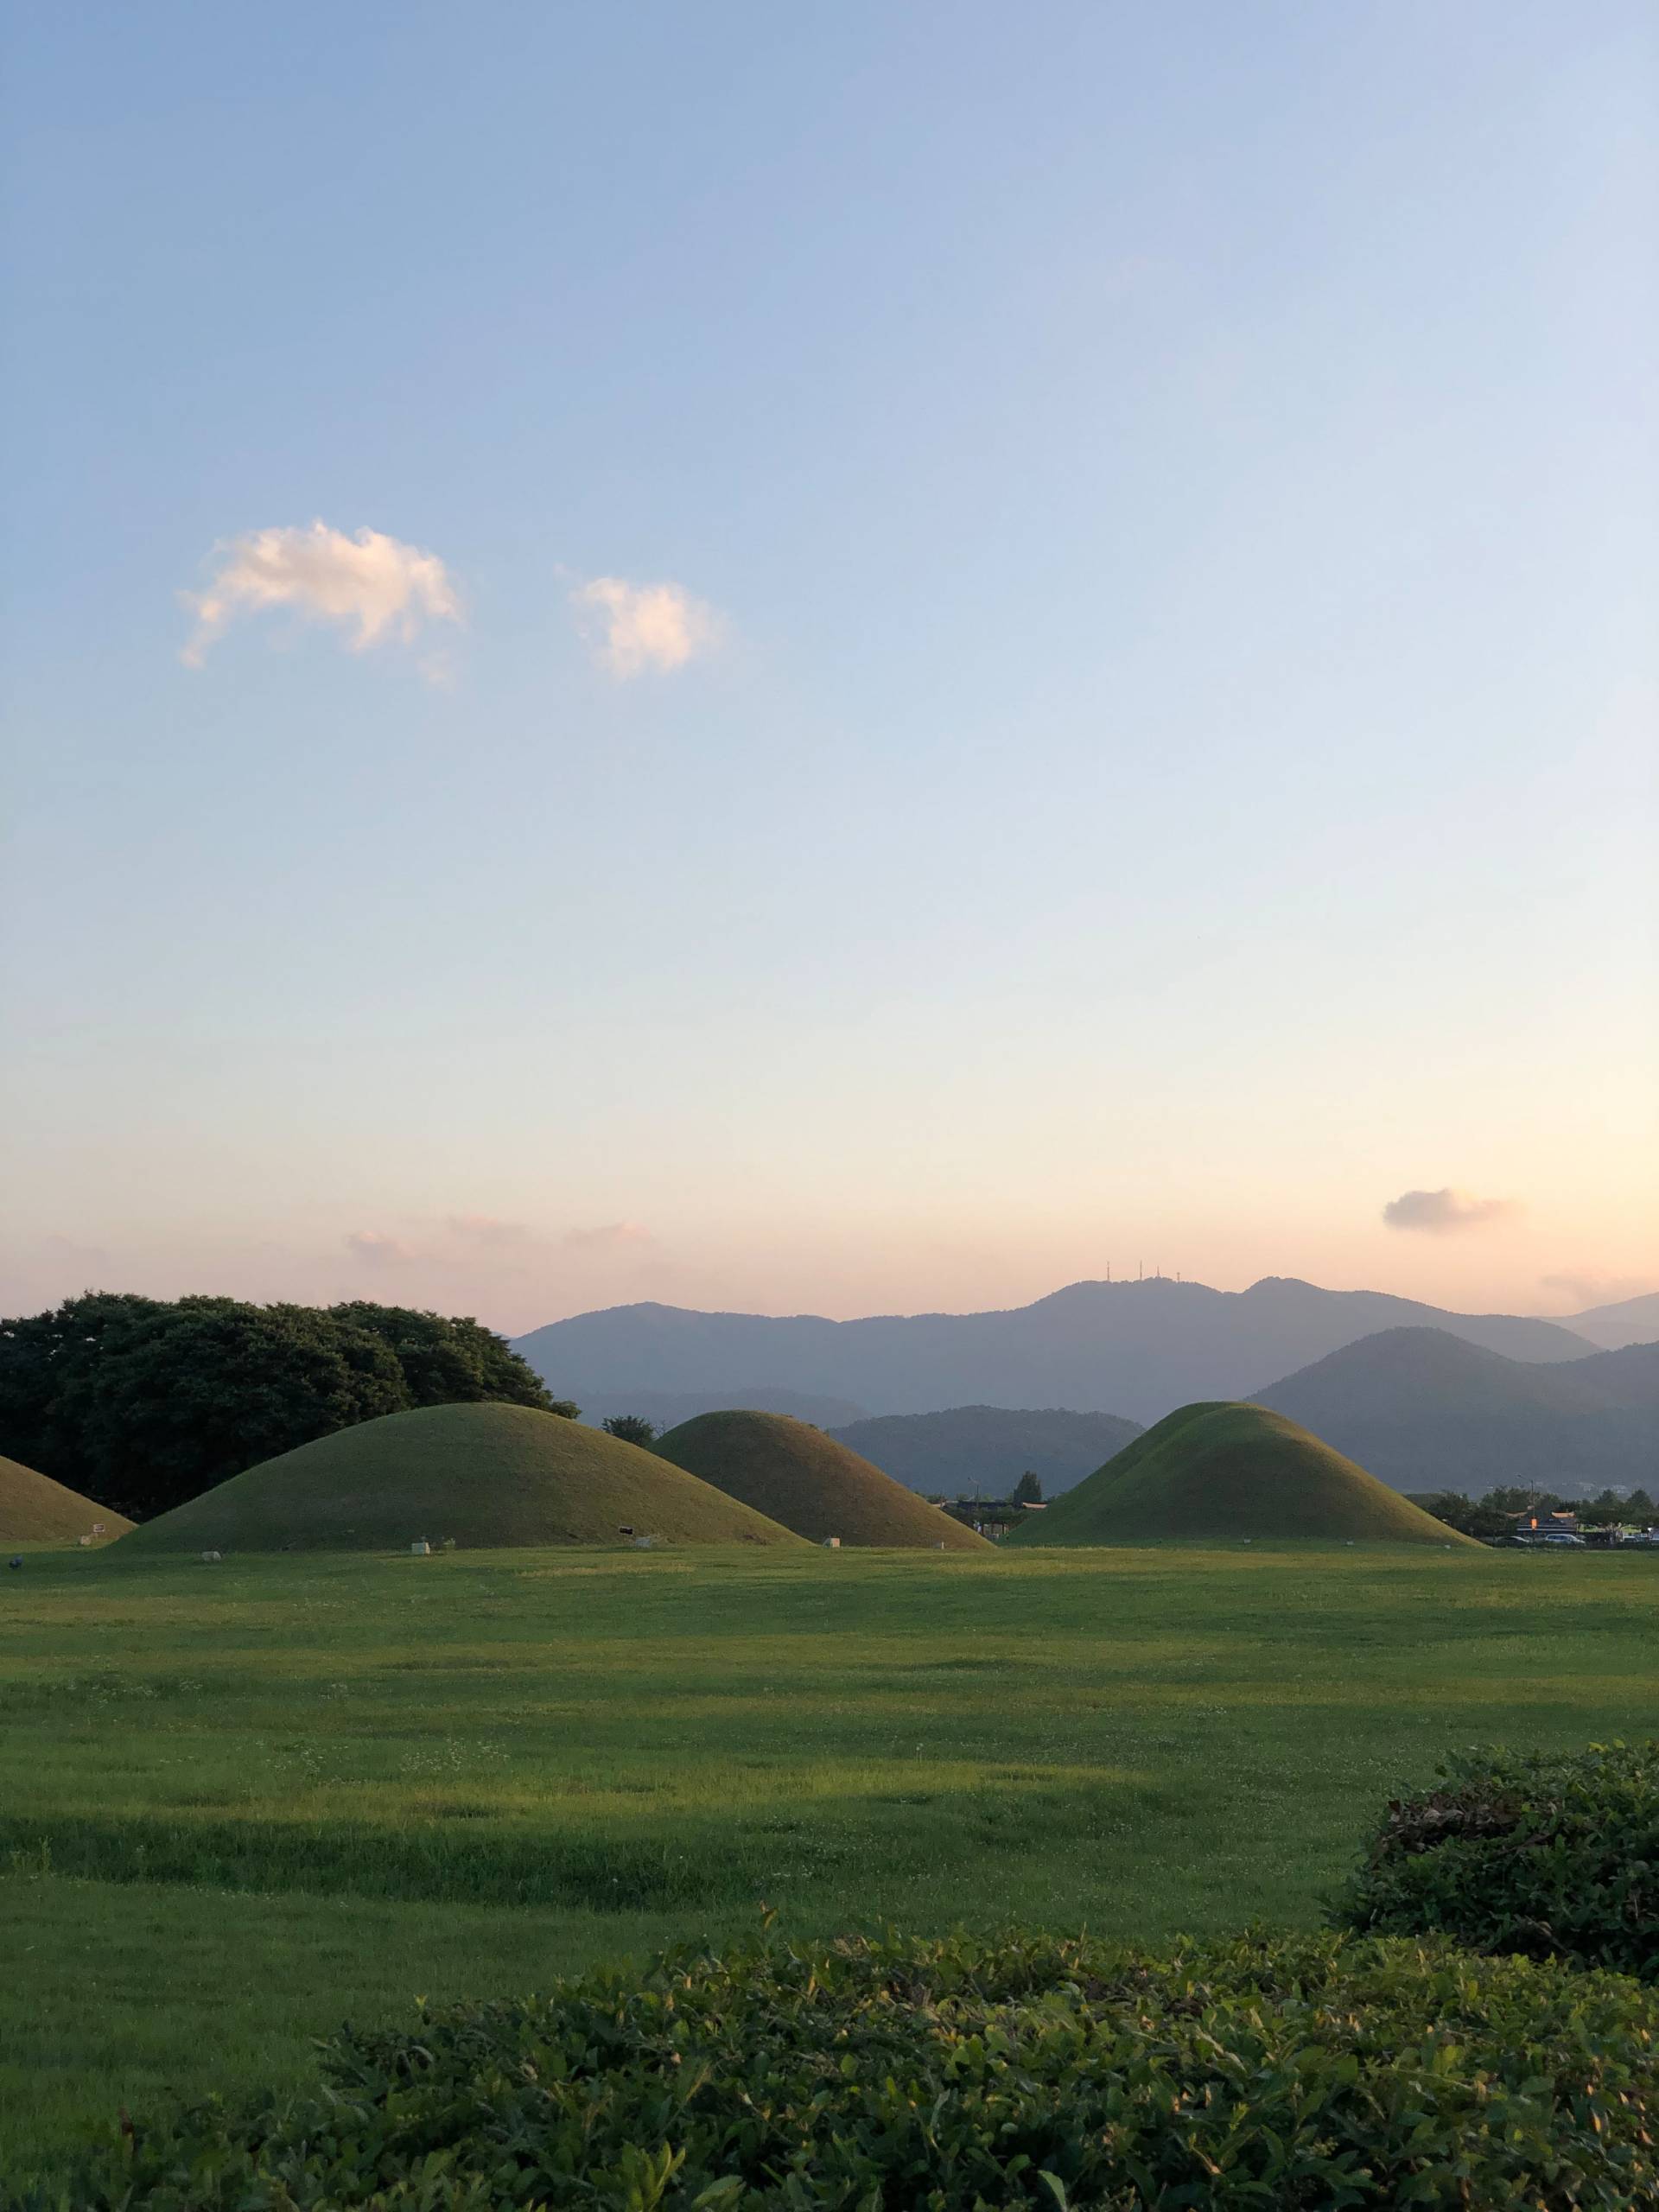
[2,1540,1655,2184]
[121,1401,803,1553]
[1008,1401,1484,1545]
[0,1455,133,1543]
[654,1409,990,1547]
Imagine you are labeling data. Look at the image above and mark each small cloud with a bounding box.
[182,522,460,666]
[444,1214,531,1248]
[417,648,459,690]
[569,576,718,678]
[345,1230,416,1266]
[1382,1187,1518,1235]
[1540,1271,1656,1310]
[563,1221,652,1251]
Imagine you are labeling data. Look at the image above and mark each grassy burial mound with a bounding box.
[0,1455,133,1543]
[122,1402,804,1554]
[654,1410,992,1548]
[1006,1402,1482,1547]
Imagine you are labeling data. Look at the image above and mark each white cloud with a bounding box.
[569,575,718,678]
[182,522,460,666]
[345,1230,416,1266]
[1381,1187,1518,1235]
[563,1221,653,1251]
[444,1214,531,1248]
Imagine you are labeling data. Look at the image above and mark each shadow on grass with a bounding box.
[0,1770,1154,1914]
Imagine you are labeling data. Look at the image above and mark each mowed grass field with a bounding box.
[2,1540,1656,2184]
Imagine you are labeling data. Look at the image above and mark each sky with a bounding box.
[3,2,1656,1334]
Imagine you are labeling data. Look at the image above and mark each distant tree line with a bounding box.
[0,1293,575,1522]
[1409,1484,1656,1540]
[936,1471,1046,1533]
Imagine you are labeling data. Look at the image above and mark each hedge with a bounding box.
[1335,1740,1659,1980]
[15,1927,1658,2210]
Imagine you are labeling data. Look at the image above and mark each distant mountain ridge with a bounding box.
[512,1274,1592,1428]
[1560,1290,1659,1351]
[1252,1328,1659,1496]
[829,1406,1144,1497]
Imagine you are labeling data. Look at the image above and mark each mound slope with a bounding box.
[1005,1402,1481,1547]
[654,1411,991,1548]
[0,1455,132,1543]
[122,1402,804,1554]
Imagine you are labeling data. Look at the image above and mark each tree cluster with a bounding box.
[601,1414,658,1448]
[1409,1483,1657,1540]
[0,1293,575,1522]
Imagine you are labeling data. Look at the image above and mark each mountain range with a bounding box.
[513,1274,1599,1429]
[1557,1289,1659,1351]
[827,1406,1144,1498]
[1252,1327,1659,1496]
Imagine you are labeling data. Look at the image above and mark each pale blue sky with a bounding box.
[3,2,1655,1329]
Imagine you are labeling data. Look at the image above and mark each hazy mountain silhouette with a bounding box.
[512,1275,1591,1427]
[829,1406,1143,1497]
[1252,1327,1659,1495]
[1560,1290,1659,1351]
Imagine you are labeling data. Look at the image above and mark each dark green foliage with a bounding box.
[0,1294,566,1520]
[1408,1484,1658,1539]
[1405,1490,1518,1540]
[1335,1741,1659,1979]
[602,1412,658,1447]
[0,1293,162,1491]
[1013,1468,1044,1503]
[329,1303,560,1414]
[21,1928,1659,2210]
[82,1300,410,1522]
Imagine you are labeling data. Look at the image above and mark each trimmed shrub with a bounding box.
[1335,1740,1659,1980]
[16,1928,1659,2210]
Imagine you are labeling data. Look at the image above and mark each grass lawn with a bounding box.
[2,1540,1655,2185]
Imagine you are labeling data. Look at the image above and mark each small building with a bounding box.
[1510,1510,1580,1536]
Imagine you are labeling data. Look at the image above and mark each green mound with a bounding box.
[0,1455,132,1543]
[1005,1401,1483,1547]
[121,1402,804,1554]
[654,1411,992,1549]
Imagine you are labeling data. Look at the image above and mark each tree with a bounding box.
[0,1292,166,1491]
[1482,1485,1565,1517]
[0,1291,582,1522]
[1012,1470,1043,1504]
[1580,1488,1629,1527]
[327,1302,558,1412]
[73,1298,410,1521]
[603,1414,658,1448]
